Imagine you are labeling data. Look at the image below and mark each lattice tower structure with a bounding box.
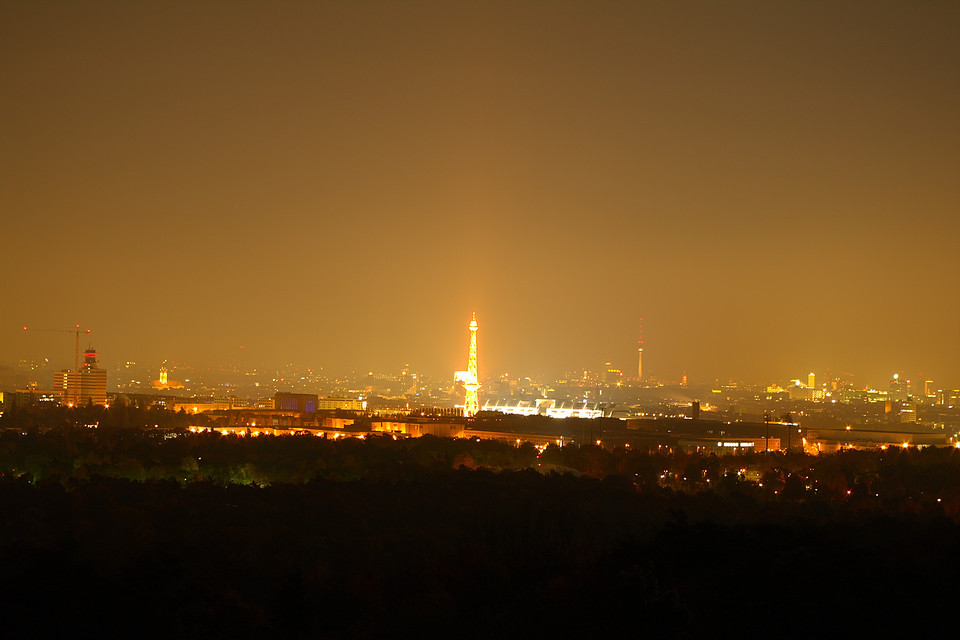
[462,313,480,417]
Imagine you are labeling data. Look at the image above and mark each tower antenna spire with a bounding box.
[637,317,644,383]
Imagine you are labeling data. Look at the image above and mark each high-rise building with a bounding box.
[601,361,622,386]
[889,374,907,402]
[79,348,107,405]
[53,370,79,406]
[56,348,107,406]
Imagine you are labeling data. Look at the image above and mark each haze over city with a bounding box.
[2,1,957,387]
[4,5,960,638]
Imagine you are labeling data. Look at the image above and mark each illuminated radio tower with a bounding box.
[637,317,644,383]
[455,312,480,417]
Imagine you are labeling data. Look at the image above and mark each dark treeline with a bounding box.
[0,429,538,485]
[4,427,960,511]
[0,399,215,431]
[2,428,959,636]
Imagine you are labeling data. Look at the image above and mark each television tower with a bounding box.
[637,317,643,383]
[455,312,480,417]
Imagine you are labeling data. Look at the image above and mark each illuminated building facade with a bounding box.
[152,365,184,390]
[482,399,606,419]
[274,393,317,414]
[455,313,480,417]
[317,396,366,411]
[53,370,78,405]
[601,362,622,386]
[55,348,107,406]
[80,349,107,406]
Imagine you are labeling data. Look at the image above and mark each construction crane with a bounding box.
[22,324,91,405]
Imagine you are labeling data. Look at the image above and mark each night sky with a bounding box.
[2,1,957,386]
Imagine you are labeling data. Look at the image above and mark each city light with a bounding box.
[2,3,957,631]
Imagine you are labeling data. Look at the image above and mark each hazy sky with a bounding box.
[2,1,958,387]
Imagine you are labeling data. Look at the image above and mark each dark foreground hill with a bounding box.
[2,464,957,638]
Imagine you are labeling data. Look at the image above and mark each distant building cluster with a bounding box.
[14,347,108,408]
[3,314,958,455]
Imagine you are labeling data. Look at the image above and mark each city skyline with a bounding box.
[7,317,958,394]
[2,4,958,632]
[1,1,958,387]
